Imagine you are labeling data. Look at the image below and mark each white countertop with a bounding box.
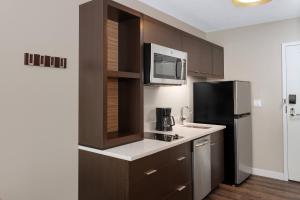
[79,123,226,161]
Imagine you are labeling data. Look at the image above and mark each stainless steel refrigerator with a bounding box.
[193,81,252,185]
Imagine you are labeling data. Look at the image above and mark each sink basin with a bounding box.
[182,124,211,129]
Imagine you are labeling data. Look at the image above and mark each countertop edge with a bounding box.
[79,125,226,161]
[78,145,134,161]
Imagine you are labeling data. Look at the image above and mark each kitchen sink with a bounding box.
[182,124,211,129]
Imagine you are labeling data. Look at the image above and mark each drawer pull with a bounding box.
[177,156,186,161]
[177,185,187,192]
[210,142,216,146]
[144,169,157,176]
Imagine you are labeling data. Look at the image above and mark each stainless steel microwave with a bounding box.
[144,43,187,85]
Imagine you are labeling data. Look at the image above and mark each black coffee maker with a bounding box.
[156,108,175,131]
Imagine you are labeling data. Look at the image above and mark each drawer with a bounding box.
[166,152,192,193]
[164,182,192,200]
[129,165,170,200]
[169,142,192,165]
[129,142,192,184]
[129,158,192,200]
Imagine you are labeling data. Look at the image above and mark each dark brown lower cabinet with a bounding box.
[79,142,192,200]
[211,131,225,190]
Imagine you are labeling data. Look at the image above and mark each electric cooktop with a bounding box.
[144,132,183,142]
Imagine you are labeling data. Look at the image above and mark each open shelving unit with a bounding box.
[79,0,143,149]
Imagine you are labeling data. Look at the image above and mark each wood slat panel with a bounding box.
[107,70,141,79]
[205,176,300,200]
[107,78,118,133]
[107,20,119,133]
[107,19,118,71]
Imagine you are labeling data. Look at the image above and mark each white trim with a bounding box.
[282,43,289,181]
[252,168,285,181]
[281,41,300,182]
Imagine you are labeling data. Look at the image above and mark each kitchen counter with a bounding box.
[78,123,226,161]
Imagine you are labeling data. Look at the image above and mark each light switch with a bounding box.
[254,99,262,107]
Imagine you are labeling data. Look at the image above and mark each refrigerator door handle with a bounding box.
[234,113,251,119]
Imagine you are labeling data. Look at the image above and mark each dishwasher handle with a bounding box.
[195,140,209,147]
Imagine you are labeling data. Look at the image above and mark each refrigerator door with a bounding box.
[235,114,252,184]
[234,81,251,115]
[194,82,234,125]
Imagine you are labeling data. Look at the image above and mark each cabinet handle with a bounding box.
[210,143,216,146]
[177,156,186,161]
[177,185,187,192]
[144,169,157,176]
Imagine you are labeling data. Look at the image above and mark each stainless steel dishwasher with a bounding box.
[193,136,211,200]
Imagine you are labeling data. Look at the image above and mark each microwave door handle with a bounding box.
[175,59,179,79]
[176,58,183,79]
[181,59,185,80]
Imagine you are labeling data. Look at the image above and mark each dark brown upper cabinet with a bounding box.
[212,45,224,78]
[182,33,224,79]
[79,0,144,150]
[143,14,224,79]
[143,15,182,50]
[182,33,213,76]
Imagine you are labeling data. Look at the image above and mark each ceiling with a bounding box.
[138,0,300,32]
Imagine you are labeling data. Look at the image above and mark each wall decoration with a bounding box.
[24,53,67,69]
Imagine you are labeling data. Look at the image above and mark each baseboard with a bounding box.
[252,168,286,181]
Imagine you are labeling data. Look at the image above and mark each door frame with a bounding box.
[282,41,300,181]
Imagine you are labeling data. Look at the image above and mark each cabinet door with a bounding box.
[182,34,213,76]
[212,45,224,78]
[211,131,224,190]
[143,16,182,50]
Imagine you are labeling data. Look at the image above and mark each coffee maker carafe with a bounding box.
[156,108,175,131]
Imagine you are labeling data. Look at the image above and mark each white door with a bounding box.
[286,43,300,182]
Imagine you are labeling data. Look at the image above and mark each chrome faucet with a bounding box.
[180,106,189,125]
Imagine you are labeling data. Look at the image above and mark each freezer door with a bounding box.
[194,82,234,125]
[234,81,251,115]
[235,115,252,184]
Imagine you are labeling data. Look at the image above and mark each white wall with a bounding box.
[144,76,202,131]
[0,1,78,200]
[207,18,300,173]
